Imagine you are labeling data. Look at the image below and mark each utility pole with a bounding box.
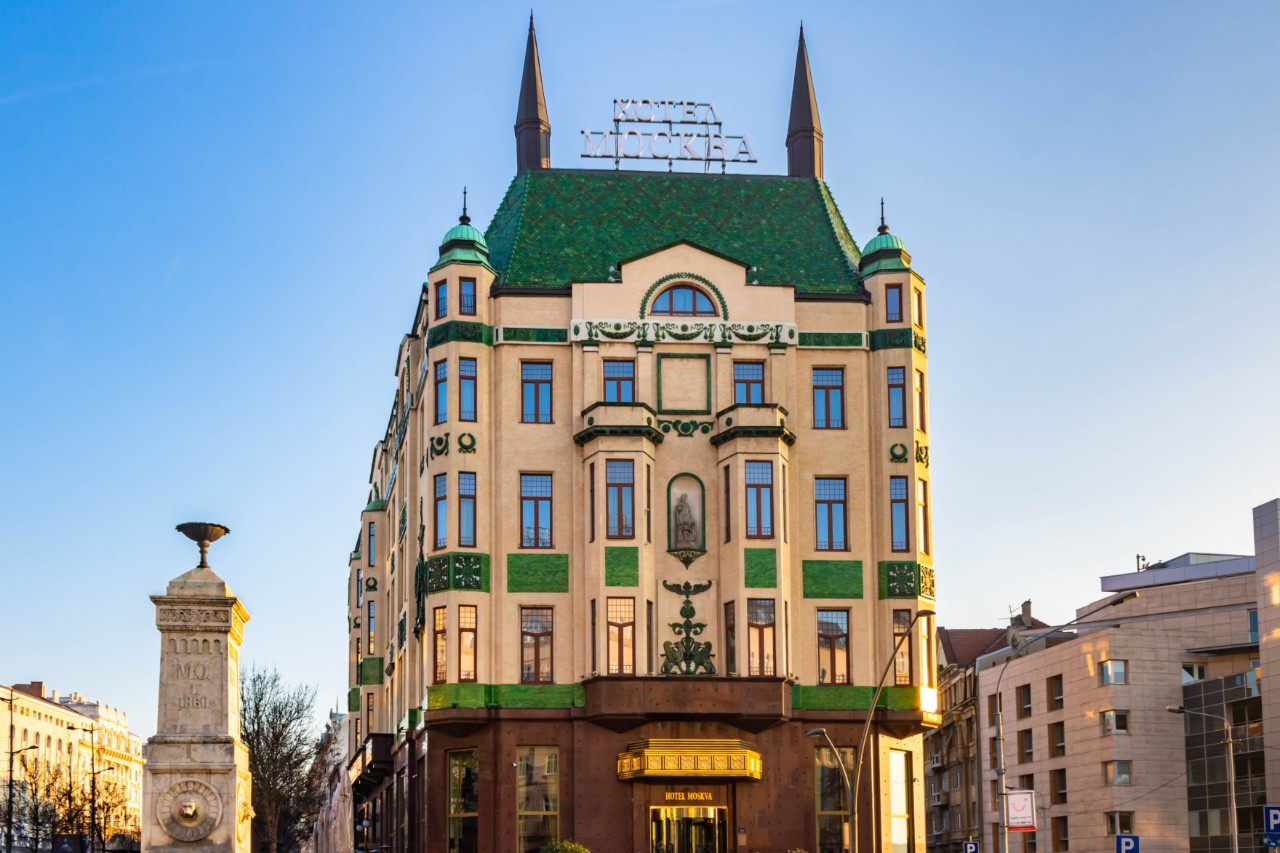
[6,687,38,853]
[68,727,97,853]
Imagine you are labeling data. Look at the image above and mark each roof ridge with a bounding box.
[484,171,530,286]
[504,171,532,286]
[541,167,807,182]
[815,180,864,285]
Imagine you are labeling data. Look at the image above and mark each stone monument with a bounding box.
[141,523,253,853]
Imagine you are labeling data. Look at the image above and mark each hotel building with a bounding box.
[344,19,938,853]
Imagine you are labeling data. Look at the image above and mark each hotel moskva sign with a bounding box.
[582,99,757,166]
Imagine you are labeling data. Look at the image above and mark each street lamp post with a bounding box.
[68,727,97,853]
[5,686,40,853]
[810,608,934,853]
[993,592,1137,853]
[1167,705,1237,853]
[805,727,851,851]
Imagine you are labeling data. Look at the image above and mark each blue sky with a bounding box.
[2,1,1278,737]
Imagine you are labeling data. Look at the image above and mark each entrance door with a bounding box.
[650,807,728,853]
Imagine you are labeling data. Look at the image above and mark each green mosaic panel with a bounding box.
[869,328,914,351]
[506,553,570,593]
[744,548,778,588]
[426,320,493,348]
[425,683,585,710]
[877,561,920,599]
[798,332,863,348]
[502,327,569,343]
[604,547,640,587]
[491,684,586,709]
[398,707,422,734]
[424,553,491,594]
[347,687,360,713]
[359,657,384,686]
[790,685,924,711]
[424,683,488,710]
[452,553,490,592]
[801,560,863,598]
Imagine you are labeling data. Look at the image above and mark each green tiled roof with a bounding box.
[484,169,864,296]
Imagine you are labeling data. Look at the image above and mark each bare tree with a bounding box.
[15,756,60,853]
[240,666,317,853]
[94,776,136,851]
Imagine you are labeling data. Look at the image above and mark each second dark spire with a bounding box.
[786,25,823,180]
[515,14,551,173]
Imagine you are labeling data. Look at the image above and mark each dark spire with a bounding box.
[515,14,551,173]
[786,24,823,179]
[461,187,469,225]
[879,197,889,234]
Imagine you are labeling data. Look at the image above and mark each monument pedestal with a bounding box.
[142,529,252,853]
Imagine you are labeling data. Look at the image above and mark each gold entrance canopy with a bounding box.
[616,738,763,781]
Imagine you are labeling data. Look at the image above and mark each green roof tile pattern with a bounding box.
[484,169,864,296]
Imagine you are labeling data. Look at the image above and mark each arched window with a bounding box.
[650,284,717,317]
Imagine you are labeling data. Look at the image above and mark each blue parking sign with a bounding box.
[1115,835,1138,853]
[1264,806,1280,847]
[962,843,979,853]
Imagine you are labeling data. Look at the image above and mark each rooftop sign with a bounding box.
[581,99,757,169]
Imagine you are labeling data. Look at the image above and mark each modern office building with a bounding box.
[344,19,939,853]
[973,499,1280,853]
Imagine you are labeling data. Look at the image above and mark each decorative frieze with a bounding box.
[798,331,865,349]
[496,326,569,344]
[157,608,231,626]
[570,319,797,346]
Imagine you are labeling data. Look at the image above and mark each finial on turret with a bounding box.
[878,197,889,234]
[460,187,470,225]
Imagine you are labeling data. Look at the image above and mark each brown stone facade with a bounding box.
[409,676,931,850]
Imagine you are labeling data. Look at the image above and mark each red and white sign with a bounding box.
[1006,791,1037,831]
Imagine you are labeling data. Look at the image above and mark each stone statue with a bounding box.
[673,493,699,548]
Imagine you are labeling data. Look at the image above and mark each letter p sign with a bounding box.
[1267,806,1280,833]
[962,843,979,853]
[1115,835,1139,853]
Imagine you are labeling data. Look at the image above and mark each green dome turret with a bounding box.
[431,188,493,272]
[859,199,911,275]
[441,219,488,253]
[862,229,904,255]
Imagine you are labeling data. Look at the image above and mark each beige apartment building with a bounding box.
[973,498,1280,853]
[3,682,144,850]
[927,621,1037,853]
[343,17,940,853]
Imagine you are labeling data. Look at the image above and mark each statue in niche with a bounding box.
[673,493,698,548]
